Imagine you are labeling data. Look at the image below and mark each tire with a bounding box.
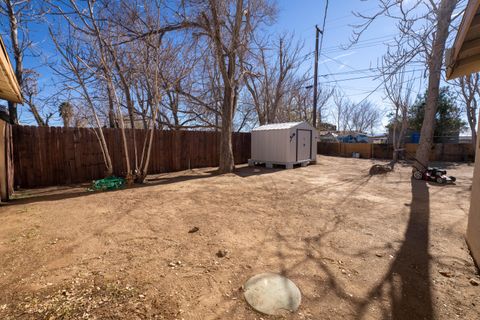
[436,176,444,184]
[413,171,423,180]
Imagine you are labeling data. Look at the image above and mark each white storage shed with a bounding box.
[248,121,317,169]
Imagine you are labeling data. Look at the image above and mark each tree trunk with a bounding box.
[218,86,235,173]
[31,105,46,126]
[7,102,17,124]
[468,115,477,150]
[6,0,21,124]
[414,0,457,171]
[392,106,399,164]
[106,84,116,128]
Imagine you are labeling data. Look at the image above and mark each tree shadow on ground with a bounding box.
[354,178,433,319]
[211,175,434,319]
[233,165,284,178]
[2,165,281,206]
[298,177,434,319]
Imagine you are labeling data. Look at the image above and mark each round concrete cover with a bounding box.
[244,273,301,315]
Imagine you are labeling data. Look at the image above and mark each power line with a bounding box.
[325,6,376,23]
[355,74,423,106]
[321,53,367,74]
[320,68,377,77]
[320,69,423,84]
[321,28,429,55]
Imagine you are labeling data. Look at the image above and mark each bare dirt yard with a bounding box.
[0,155,478,319]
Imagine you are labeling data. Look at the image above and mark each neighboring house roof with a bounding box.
[0,35,22,103]
[446,0,480,79]
[252,121,306,131]
[335,131,367,136]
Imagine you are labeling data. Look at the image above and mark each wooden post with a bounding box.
[0,120,7,201]
[0,119,13,201]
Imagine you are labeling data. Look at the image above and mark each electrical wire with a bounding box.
[318,0,329,64]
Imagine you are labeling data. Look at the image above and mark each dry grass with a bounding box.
[0,156,478,319]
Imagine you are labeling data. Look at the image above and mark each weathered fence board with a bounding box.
[12,126,251,188]
[317,142,475,162]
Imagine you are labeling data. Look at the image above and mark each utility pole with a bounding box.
[313,0,329,129]
[313,25,322,129]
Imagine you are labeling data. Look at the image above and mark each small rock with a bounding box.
[176,261,182,265]
[168,262,176,267]
[216,249,228,258]
[469,278,479,286]
[439,270,454,278]
[375,253,384,258]
[188,227,199,233]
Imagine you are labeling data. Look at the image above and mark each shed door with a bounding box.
[296,129,312,161]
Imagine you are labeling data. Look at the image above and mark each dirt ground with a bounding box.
[0,155,478,319]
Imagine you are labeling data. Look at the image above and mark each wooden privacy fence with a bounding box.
[317,142,475,162]
[12,125,251,188]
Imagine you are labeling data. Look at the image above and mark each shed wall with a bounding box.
[251,129,290,163]
[252,122,317,164]
[286,123,317,162]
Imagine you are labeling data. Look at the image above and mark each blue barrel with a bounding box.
[411,132,420,144]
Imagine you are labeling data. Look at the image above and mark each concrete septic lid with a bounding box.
[244,273,301,315]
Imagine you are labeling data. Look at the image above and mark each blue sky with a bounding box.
[2,0,468,132]
[273,0,468,132]
[275,0,421,127]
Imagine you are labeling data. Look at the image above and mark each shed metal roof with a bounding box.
[252,122,306,131]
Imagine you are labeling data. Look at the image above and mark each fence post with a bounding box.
[0,119,13,201]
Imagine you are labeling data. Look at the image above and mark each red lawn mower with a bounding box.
[412,158,456,184]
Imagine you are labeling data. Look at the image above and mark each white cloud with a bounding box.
[319,51,356,65]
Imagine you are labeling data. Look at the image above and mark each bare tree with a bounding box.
[50,30,114,176]
[22,69,54,126]
[58,102,73,127]
[352,0,459,171]
[382,65,415,164]
[456,73,479,149]
[0,0,47,125]
[244,33,305,125]
[350,101,382,134]
[332,92,350,132]
[190,0,276,173]
[49,0,183,183]
[331,92,381,133]
[273,77,333,125]
[415,0,458,171]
